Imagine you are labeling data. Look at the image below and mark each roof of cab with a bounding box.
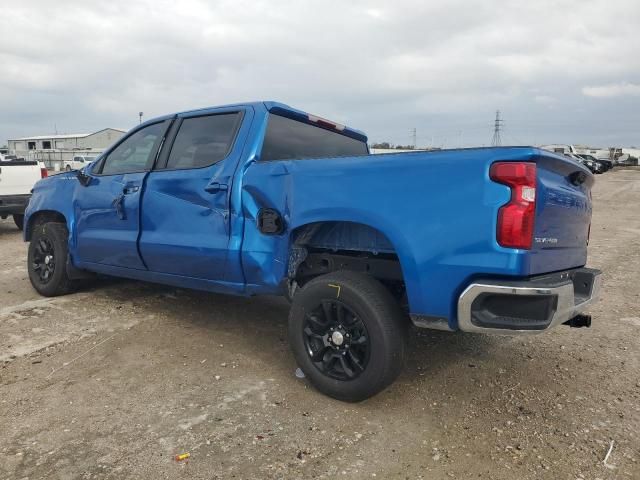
[263,101,368,142]
[139,101,368,143]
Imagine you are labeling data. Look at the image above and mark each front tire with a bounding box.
[288,271,407,402]
[28,222,77,297]
[13,214,24,230]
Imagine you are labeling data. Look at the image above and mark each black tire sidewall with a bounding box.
[28,223,71,297]
[13,214,24,230]
[289,272,406,402]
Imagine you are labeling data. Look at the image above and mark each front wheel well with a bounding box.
[25,210,67,241]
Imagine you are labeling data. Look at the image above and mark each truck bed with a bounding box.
[0,160,43,196]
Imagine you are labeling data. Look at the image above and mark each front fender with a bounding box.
[24,172,77,242]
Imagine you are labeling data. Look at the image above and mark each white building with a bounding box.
[7,128,126,169]
[8,128,125,156]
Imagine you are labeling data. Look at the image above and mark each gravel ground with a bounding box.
[1,169,639,480]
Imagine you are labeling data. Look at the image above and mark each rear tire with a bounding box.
[28,222,77,297]
[288,271,407,402]
[13,214,24,231]
[65,165,71,171]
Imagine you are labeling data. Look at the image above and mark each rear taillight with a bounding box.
[490,162,537,249]
[40,168,48,178]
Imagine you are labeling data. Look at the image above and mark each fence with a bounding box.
[23,149,104,170]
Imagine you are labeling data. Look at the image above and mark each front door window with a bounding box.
[100,123,165,175]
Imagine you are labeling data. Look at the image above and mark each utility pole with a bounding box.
[411,127,417,149]
[139,112,144,124]
[491,110,503,146]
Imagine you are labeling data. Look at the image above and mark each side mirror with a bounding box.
[77,169,92,187]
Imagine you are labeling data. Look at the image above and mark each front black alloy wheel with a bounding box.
[303,300,370,381]
[289,271,407,402]
[28,222,77,297]
[13,214,24,230]
[32,236,56,284]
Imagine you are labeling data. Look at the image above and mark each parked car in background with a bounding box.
[615,154,639,167]
[2,154,25,162]
[63,155,97,171]
[0,154,48,229]
[539,144,578,155]
[23,101,601,401]
[566,153,601,174]
[577,154,611,172]
[540,146,606,173]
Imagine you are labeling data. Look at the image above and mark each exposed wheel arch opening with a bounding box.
[25,210,67,241]
[287,221,407,310]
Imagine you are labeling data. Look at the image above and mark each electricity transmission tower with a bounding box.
[491,110,503,146]
[411,128,417,149]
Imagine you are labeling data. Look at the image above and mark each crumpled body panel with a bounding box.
[239,146,551,327]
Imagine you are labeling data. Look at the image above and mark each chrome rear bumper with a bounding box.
[457,268,602,334]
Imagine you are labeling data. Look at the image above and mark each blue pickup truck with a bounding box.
[24,101,601,401]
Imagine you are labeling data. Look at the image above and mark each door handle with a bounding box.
[123,185,140,194]
[111,194,126,220]
[204,182,228,194]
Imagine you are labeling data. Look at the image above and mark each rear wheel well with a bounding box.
[288,222,407,309]
[26,210,67,241]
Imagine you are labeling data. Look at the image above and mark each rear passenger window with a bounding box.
[260,113,368,161]
[166,113,241,169]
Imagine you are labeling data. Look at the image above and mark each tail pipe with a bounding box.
[563,314,592,328]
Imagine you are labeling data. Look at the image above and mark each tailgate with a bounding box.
[529,151,593,274]
[0,161,41,196]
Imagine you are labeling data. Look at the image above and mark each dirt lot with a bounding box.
[1,169,639,480]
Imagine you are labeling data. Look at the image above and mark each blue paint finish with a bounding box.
[530,151,593,274]
[25,101,594,330]
[240,148,530,325]
[138,105,256,281]
[25,171,76,238]
[74,171,148,269]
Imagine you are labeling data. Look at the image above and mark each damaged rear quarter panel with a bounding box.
[239,148,527,325]
[240,156,419,292]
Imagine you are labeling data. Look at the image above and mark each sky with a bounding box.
[1,0,638,149]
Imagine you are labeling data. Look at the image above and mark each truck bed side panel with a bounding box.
[240,148,551,326]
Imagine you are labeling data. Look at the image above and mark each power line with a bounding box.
[491,110,503,146]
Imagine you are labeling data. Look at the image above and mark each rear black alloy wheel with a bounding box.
[303,300,370,381]
[289,271,407,402]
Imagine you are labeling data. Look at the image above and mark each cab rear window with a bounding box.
[260,114,368,161]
